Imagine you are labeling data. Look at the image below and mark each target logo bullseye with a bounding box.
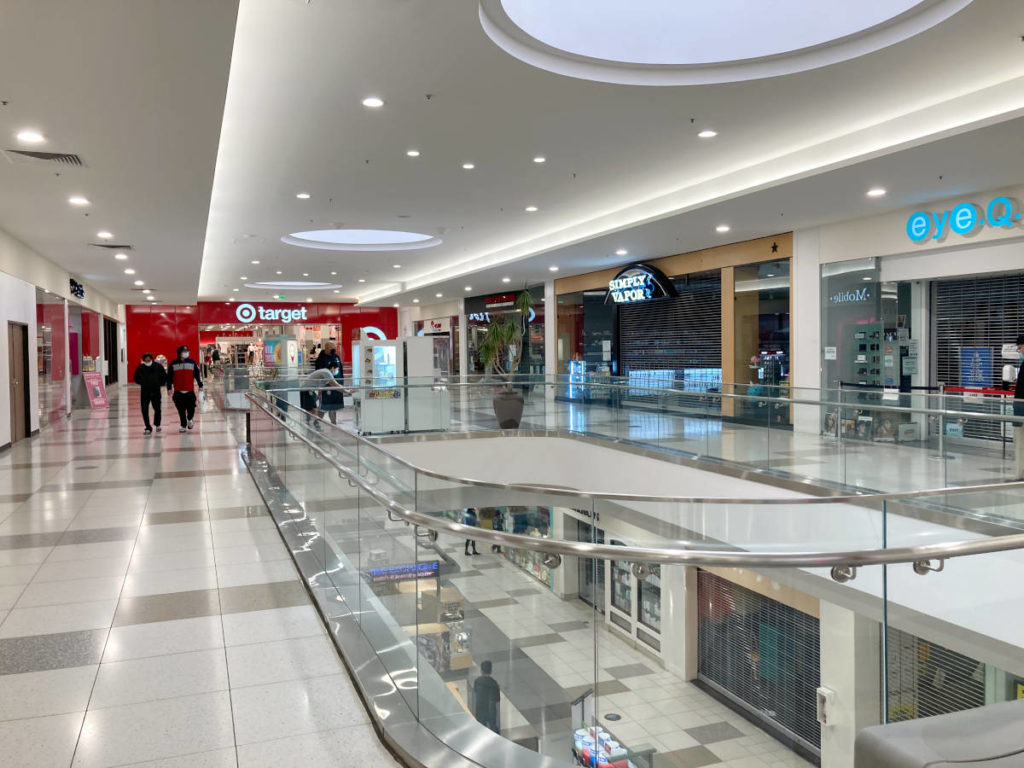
[235,303,257,323]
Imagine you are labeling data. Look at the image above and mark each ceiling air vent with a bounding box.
[4,149,86,167]
[88,243,133,250]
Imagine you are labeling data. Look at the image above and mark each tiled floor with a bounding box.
[0,388,398,768]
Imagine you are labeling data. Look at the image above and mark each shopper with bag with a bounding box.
[133,352,166,435]
[463,507,480,556]
[167,345,203,433]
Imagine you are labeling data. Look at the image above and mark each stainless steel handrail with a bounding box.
[247,392,1024,569]
[251,389,1024,506]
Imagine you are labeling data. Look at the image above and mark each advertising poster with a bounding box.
[82,372,108,408]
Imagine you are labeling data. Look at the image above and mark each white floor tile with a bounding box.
[212,542,290,565]
[128,548,219,574]
[0,599,118,638]
[33,556,130,583]
[0,711,85,768]
[73,691,235,768]
[236,723,398,767]
[226,634,344,688]
[90,649,229,709]
[15,576,125,608]
[103,615,224,662]
[0,665,97,720]
[221,605,324,647]
[230,674,368,745]
[120,566,218,597]
[215,559,297,589]
[113,747,238,768]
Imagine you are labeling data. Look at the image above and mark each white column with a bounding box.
[662,565,698,680]
[458,299,468,383]
[819,600,881,768]
[550,508,578,599]
[792,228,822,435]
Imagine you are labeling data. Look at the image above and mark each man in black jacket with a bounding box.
[167,345,203,432]
[133,353,167,435]
[314,342,343,374]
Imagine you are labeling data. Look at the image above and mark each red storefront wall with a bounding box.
[125,305,200,370]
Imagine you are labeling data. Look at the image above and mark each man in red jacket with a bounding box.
[166,345,203,433]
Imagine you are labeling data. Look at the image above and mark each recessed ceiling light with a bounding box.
[362,96,384,108]
[233,288,239,292]
[766,273,775,278]
[302,272,309,277]
[866,187,887,197]
[501,277,511,283]
[68,196,89,206]
[306,297,313,302]
[16,129,45,144]
[393,264,401,269]
[525,205,538,212]
[716,224,731,233]
[615,249,628,256]
[464,286,472,291]
[296,192,311,200]
[462,163,475,170]
[330,271,337,275]
[533,156,546,163]
[412,298,419,303]
[114,253,128,261]
[124,268,136,275]
[406,149,420,157]
[133,280,144,286]
[276,270,282,275]
[142,289,151,294]
[358,279,366,283]
[393,303,400,307]
[97,231,113,239]
[240,276,248,280]
[333,290,340,294]
[549,266,559,272]
[436,292,443,298]
[698,129,718,138]
[862,276,872,281]
[146,295,155,301]
[250,260,260,264]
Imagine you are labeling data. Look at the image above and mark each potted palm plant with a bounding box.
[478,290,534,428]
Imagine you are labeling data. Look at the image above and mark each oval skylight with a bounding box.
[281,229,442,251]
[480,0,972,85]
[245,281,342,290]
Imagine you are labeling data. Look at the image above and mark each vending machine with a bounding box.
[353,337,450,434]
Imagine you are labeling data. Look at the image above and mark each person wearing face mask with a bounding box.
[166,345,203,433]
[133,352,167,435]
[1014,334,1024,479]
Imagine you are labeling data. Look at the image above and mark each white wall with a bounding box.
[792,228,822,435]
[0,272,41,446]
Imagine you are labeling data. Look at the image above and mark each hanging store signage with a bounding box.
[606,264,676,304]
[367,560,439,583]
[906,195,1022,243]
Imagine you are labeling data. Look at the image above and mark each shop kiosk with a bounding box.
[353,336,451,434]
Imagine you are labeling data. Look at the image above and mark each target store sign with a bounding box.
[234,303,308,324]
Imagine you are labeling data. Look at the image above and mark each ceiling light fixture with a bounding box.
[362,96,384,108]
[525,205,538,212]
[615,249,628,256]
[146,295,155,301]
[393,303,400,307]
[862,276,872,281]
[233,288,239,292]
[549,266,559,272]
[302,272,309,276]
[250,260,260,264]
[306,297,313,302]
[501,277,511,283]
[698,129,718,139]
[462,163,475,170]
[533,156,546,163]
[142,289,151,294]
[393,264,401,269]
[276,270,282,275]
[866,187,887,197]
[124,268,136,275]
[114,253,128,261]
[282,228,441,252]
[97,231,113,239]
[716,224,731,233]
[464,286,472,292]
[436,293,443,298]
[412,298,419,304]
[16,129,45,144]
[358,279,366,283]
[240,276,248,280]
[330,271,337,275]
[133,280,144,286]
[68,196,89,206]
[333,290,340,293]
[406,149,420,157]
[296,193,311,201]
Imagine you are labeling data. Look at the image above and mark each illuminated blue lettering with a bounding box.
[906,212,930,242]
[949,203,977,235]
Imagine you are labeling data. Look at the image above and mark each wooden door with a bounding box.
[8,323,29,443]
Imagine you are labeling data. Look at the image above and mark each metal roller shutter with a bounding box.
[696,570,821,753]
[886,627,986,722]
[933,274,1024,441]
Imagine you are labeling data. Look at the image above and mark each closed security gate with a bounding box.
[886,627,986,722]
[934,274,1024,441]
[697,570,821,753]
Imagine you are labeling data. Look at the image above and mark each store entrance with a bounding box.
[8,322,30,443]
[576,519,605,614]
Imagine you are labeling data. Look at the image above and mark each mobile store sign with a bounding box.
[906,196,1022,243]
[606,264,677,304]
[234,303,308,324]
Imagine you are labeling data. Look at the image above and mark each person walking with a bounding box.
[318,363,347,424]
[490,509,503,553]
[472,660,501,733]
[167,345,203,433]
[315,342,343,374]
[132,352,166,435]
[1014,334,1024,479]
[463,507,480,556]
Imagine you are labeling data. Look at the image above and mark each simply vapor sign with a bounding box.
[606,264,677,304]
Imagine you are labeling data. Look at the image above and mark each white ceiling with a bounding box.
[199,0,1024,310]
[2,1,1023,312]
[0,0,238,305]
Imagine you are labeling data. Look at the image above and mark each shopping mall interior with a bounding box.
[1,2,1024,767]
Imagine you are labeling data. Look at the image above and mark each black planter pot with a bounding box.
[492,390,525,429]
